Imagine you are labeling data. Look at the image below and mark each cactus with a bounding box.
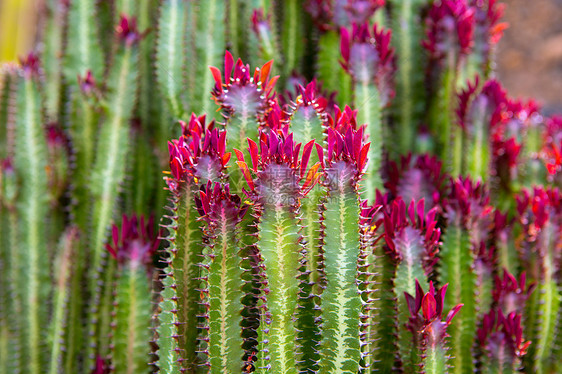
[1,0,562,373]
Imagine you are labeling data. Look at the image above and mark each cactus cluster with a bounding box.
[0,0,561,373]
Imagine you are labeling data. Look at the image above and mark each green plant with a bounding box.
[0,0,561,373]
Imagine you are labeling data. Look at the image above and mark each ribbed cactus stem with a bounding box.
[63,0,103,81]
[48,228,79,374]
[533,220,561,373]
[389,0,427,154]
[317,31,352,105]
[439,221,476,374]
[42,0,67,121]
[15,57,51,374]
[255,207,301,373]
[112,266,152,374]
[194,0,226,116]
[281,0,304,77]
[86,17,140,366]
[318,172,361,373]
[356,82,383,200]
[197,183,247,372]
[156,0,187,119]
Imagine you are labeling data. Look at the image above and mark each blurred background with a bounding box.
[1,0,561,113]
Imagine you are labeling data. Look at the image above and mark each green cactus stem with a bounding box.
[237,132,318,373]
[210,52,278,193]
[317,126,369,373]
[439,177,492,374]
[63,0,103,81]
[340,23,394,201]
[14,54,51,374]
[86,16,141,366]
[107,215,158,374]
[317,30,352,106]
[48,227,79,374]
[196,182,248,371]
[156,0,187,120]
[389,0,429,154]
[382,198,440,372]
[404,280,463,374]
[159,116,230,371]
[193,0,226,117]
[285,81,328,370]
[477,310,531,374]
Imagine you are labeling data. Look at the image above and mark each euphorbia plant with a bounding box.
[1,0,561,373]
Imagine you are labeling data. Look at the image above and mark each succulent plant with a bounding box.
[1,0,561,373]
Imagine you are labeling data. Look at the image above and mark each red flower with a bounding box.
[384,153,446,211]
[235,131,320,206]
[210,51,278,120]
[196,181,248,226]
[340,23,395,105]
[477,309,531,359]
[382,199,441,273]
[423,0,475,60]
[492,269,535,315]
[19,52,41,78]
[106,214,159,271]
[115,15,143,46]
[166,114,230,190]
[305,0,385,31]
[319,126,370,190]
[404,280,463,350]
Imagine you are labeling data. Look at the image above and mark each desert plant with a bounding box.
[0,0,561,373]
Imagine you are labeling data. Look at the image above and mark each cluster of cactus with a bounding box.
[0,0,561,373]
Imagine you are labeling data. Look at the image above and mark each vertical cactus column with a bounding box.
[285,81,328,370]
[107,215,158,374]
[48,227,79,374]
[237,132,318,373]
[404,280,463,373]
[439,177,493,374]
[340,23,395,201]
[477,310,531,373]
[196,182,248,371]
[389,0,429,154]
[210,51,278,192]
[13,55,50,373]
[87,16,141,365]
[317,126,369,373]
[381,198,440,372]
[423,0,474,173]
[158,115,230,372]
[516,188,562,374]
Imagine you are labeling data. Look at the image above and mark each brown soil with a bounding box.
[496,0,562,115]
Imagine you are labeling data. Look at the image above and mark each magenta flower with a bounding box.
[340,23,395,105]
[319,126,370,188]
[19,52,41,78]
[470,0,508,45]
[210,51,278,120]
[327,105,358,133]
[404,280,463,350]
[492,269,535,315]
[384,154,446,212]
[196,181,248,227]
[106,214,159,272]
[235,131,319,206]
[444,177,493,244]
[382,199,441,274]
[423,0,475,61]
[305,0,385,31]
[477,309,531,360]
[166,114,230,190]
[115,15,143,46]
